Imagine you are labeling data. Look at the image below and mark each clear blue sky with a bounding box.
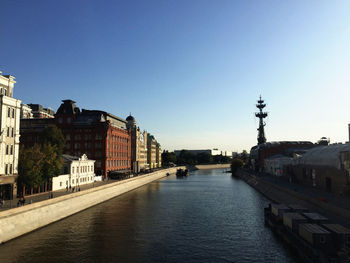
[1,0,350,152]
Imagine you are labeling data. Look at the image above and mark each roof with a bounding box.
[126,115,135,121]
[283,212,307,220]
[322,224,350,234]
[302,213,328,221]
[321,224,350,235]
[300,223,330,234]
[62,154,80,161]
[295,143,350,169]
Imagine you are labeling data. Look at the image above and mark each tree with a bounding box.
[162,150,177,166]
[40,125,65,155]
[177,150,196,165]
[18,145,45,189]
[18,125,64,193]
[41,143,63,183]
[231,158,244,176]
[197,152,213,164]
[240,150,249,165]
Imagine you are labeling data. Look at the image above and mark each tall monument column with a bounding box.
[255,96,268,145]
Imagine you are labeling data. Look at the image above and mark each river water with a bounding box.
[0,169,297,263]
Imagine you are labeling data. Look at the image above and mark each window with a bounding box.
[67,117,71,124]
[10,145,13,155]
[58,117,63,124]
[6,145,9,155]
[74,134,81,140]
[5,164,8,174]
[12,109,15,118]
[9,164,12,174]
[72,179,75,184]
[7,108,10,117]
[7,127,9,137]
[11,128,14,137]
[60,182,62,187]
[66,181,68,185]
[72,167,75,173]
[319,236,326,244]
[66,134,71,140]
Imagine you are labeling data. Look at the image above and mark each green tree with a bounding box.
[41,143,63,183]
[197,152,213,164]
[18,145,45,189]
[240,150,249,165]
[40,125,65,155]
[231,158,244,176]
[162,150,177,166]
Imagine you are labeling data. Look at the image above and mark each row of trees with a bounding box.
[231,150,249,175]
[162,150,232,166]
[17,126,65,193]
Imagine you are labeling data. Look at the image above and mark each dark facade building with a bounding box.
[250,141,315,171]
[285,144,350,195]
[20,100,131,178]
[55,100,131,178]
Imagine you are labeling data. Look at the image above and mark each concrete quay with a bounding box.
[0,167,183,244]
[236,169,350,228]
[192,163,231,170]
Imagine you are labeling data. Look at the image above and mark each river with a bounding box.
[0,169,297,263]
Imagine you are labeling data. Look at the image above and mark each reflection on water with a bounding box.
[0,169,296,263]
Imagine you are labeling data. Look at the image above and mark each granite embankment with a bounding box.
[0,167,183,244]
[193,164,231,170]
[236,169,350,228]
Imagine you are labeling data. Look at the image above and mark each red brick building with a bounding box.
[20,100,131,178]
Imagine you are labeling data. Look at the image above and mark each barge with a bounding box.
[264,203,350,263]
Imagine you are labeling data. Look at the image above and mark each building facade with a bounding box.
[55,100,131,178]
[147,134,158,169]
[0,72,22,200]
[156,143,162,168]
[126,115,148,172]
[20,100,131,178]
[20,104,33,119]
[52,154,95,191]
[28,104,55,118]
[285,144,350,195]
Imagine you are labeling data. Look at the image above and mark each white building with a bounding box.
[52,154,96,191]
[0,71,21,200]
[20,103,33,119]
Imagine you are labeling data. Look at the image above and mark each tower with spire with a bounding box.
[255,96,268,145]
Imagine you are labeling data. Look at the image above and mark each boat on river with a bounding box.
[176,168,188,177]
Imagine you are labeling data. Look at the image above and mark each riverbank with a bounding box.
[236,168,350,228]
[192,163,231,170]
[0,167,183,244]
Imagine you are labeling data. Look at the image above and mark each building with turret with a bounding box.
[0,71,22,200]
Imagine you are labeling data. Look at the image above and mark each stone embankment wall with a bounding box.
[194,164,231,170]
[236,169,350,227]
[0,167,183,244]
